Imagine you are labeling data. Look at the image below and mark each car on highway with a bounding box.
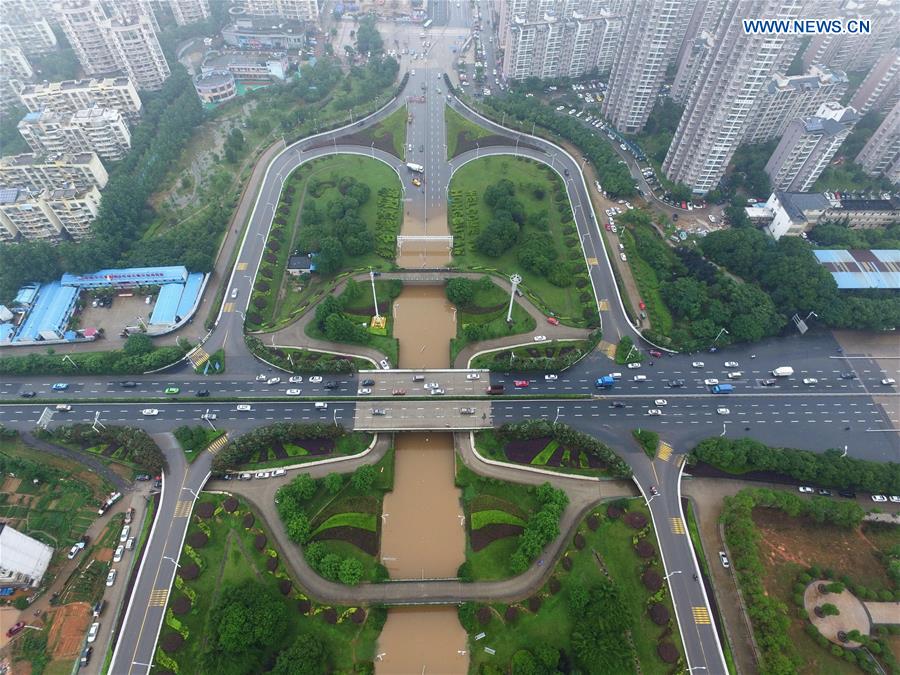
[609,372,622,379]
[372,408,387,416]
[6,622,25,638]
[392,389,406,395]
[358,388,372,395]
[882,378,896,386]
[871,494,888,503]
[120,381,137,388]
[546,316,559,325]
[20,391,37,398]
[669,379,685,388]
[724,361,739,368]
[633,375,647,382]
[716,408,730,415]
[380,359,391,370]
[798,486,814,493]
[236,404,252,411]
[840,372,857,380]
[691,361,704,368]
[309,376,323,384]
[51,383,69,391]
[106,569,117,587]
[802,378,818,385]
[289,376,303,383]
[647,409,662,416]
[649,485,659,496]
[533,335,547,342]
[704,379,719,386]
[256,374,267,381]
[466,373,480,380]
[164,387,179,394]
[719,552,730,568]
[425,382,440,390]
[196,390,210,397]
[653,399,667,406]
[360,378,375,386]
[761,379,777,386]
[87,622,100,643]
[430,388,445,395]
[231,288,238,299]
[267,377,281,385]
[141,409,159,416]
[626,362,641,369]
[460,407,476,415]
[284,389,301,396]
[55,404,72,411]
[545,374,558,381]
[649,350,662,358]
[610,401,626,408]
[412,177,421,187]
[514,380,529,388]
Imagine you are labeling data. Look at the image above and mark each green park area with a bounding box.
[247,155,402,332]
[275,450,394,586]
[445,104,492,158]
[460,499,684,673]
[445,276,536,364]
[448,156,598,327]
[42,424,166,477]
[153,494,384,675]
[474,421,632,478]
[469,335,599,371]
[174,426,226,462]
[211,423,372,472]
[363,105,408,158]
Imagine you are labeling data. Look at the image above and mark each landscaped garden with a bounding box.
[468,334,600,371]
[721,487,900,674]
[174,426,226,462]
[459,498,685,673]
[447,156,598,327]
[445,104,493,158]
[456,464,565,580]
[360,104,408,158]
[152,494,385,675]
[276,450,394,585]
[247,155,402,331]
[445,276,536,364]
[474,421,632,478]
[245,335,372,373]
[40,424,166,475]
[211,423,372,472]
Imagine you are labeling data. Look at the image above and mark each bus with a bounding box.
[423,19,433,29]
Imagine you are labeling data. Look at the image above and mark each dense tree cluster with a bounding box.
[570,578,635,672]
[701,227,900,331]
[0,337,188,376]
[810,220,900,250]
[212,423,342,471]
[691,437,900,495]
[173,426,216,455]
[355,15,384,55]
[48,424,166,474]
[509,483,569,573]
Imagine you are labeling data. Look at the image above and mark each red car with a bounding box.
[649,349,662,358]
[392,389,406,396]
[6,622,25,638]
[604,223,611,231]
[546,317,559,326]
[639,301,646,310]
[513,380,529,388]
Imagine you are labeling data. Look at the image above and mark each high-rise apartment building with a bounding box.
[111,0,160,32]
[0,1,57,56]
[663,0,804,194]
[802,2,899,73]
[603,0,693,134]
[0,47,34,80]
[57,0,122,75]
[856,98,900,185]
[849,48,900,116]
[764,102,858,192]
[17,78,143,123]
[0,152,108,193]
[18,108,132,161]
[0,186,102,241]
[108,13,170,91]
[499,0,624,81]
[243,0,319,22]
[743,66,849,144]
[169,0,211,25]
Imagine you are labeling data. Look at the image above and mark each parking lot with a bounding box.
[75,291,158,339]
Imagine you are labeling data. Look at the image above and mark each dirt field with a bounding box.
[94,548,113,563]
[1,477,22,492]
[47,602,91,660]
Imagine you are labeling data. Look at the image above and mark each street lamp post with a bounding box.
[507,273,522,323]
[554,406,562,424]
[664,570,682,581]
[163,556,180,568]
[714,327,729,343]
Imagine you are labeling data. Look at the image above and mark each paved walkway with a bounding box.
[804,581,869,646]
[214,432,635,604]
[21,431,129,492]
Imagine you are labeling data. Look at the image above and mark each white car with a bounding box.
[425,382,440,390]
[236,404,252,411]
[309,376,323,384]
[728,372,742,379]
[620,253,627,262]
[803,378,818,385]
[798,486,814,494]
[724,361,739,368]
[87,622,100,643]
[466,373,480,380]
[533,335,547,342]
[379,359,391,370]
[267,377,281,385]
[141,409,159,416]
[871,494,888,503]
[889,496,900,504]
[716,408,730,415]
[647,409,662,416]
[691,361,705,368]
[653,399,667,406]
[719,552,730,568]
[430,388,445,395]
[358,388,372,395]
[113,545,124,562]
[288,376,303,383]
[256,374,267,381]
[626,362,641,369]
[545,374,558,381]
[633,375,647,382]
[286,389,302,396]
[106,569,117,587]
[255,471,271,479]
[230,288,238,299]
[704,379,719,386]
[882,378,896,386]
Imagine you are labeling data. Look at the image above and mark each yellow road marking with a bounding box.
[598,299,610,311]
[174,500,193,518]
[206,434,229,456]
[149,589,169,607]
[222,302,234,313]
[658,442,673,462]
[692,606,711,624]
[187,347,210,368]
[670,517,686,535]
[598,341,616,359]
[236,262,248,271]
[587,257,598,265]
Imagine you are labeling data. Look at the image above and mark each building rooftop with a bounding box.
[60,266,188,288]
[814,249,900,289]
[775,191,831,222]
[226,17,307,34]
[14,281,78,342]
[838,197,900,211]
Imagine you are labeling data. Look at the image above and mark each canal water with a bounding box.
[377,285,468,673]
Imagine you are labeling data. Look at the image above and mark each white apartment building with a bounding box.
[169,0,210,25]
[802,2,899,73]
[856,98,900,185]
[0,11,57,56]
[663,0,804,195]
[0,46,35,80]
[0,524,54,588]
[743,66,849,144]
[56,0,122,75]
[671,0,729,103]
[111,0,160,32]
[18,108,132,161]
[17,78,143,123]
[243,0,319,21]
[0,186,102,241]
[603,0,692,134]
[108,13,171,91]
[849,48,900,116]
[764,102,858,192]
[0,152,109,193]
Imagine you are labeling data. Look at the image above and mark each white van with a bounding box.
[314,402,328,410]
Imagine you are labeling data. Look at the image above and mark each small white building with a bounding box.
[0,523,54,589]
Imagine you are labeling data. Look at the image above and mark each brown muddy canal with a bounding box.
[377,285,468,672]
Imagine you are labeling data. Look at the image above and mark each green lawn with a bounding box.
[448,156,592,324]
[531,439,559,466]
[368,105,408,158]
[466,500,683,673]
[471,509,526,529]
[311,512,377,537]
[154,494,383,674]
[468,336,598,371]
[445,104,493,158]
[238,432,373,471]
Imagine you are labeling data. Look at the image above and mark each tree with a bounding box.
[350,464,376,491]
[818,603,840,617]
[338,557,363,585]
[286,513,311,543]
[208,583,288,655]
[355,16,384,55]
[123,333,153,356]
[313,236,344,275]
[824,582,845,594]
[271,633,327,675]
[291,473,317,501]
[445,278,476,307]
[324,472,343,494]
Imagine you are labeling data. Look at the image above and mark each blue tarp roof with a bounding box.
[0,324,14,342]
[175,273,204,320]
[149,283,185,326]
[814,249,900,289]
[13,284,39,306]
[61,266,188,288]
[14,282,78,342]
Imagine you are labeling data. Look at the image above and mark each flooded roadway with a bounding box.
[391,285,457,369]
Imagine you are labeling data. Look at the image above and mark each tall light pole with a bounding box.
[507,273,522,323]
[714,327,729,343]
[370,268,381,320]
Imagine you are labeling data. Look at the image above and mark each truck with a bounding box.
[771,366,794,377]
[711,384,733,394]
[406,162,425,173]
[594,375,615,389]
[486,384,505,395]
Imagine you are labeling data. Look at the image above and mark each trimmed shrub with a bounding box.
[254,533,267,550]
[179,563,199,581]
[278,579,292,596]
[195,502,215,519]
[352,608,367,624]
[635,539,655,558]
[624,512,648,529]
[573,533,586,550]
[323,608,338,624]
[296,598,311,614]
[658,642,679,663]
[504,606,519,623]
[606,504,623,519]
[549,577,562,594]
[562,556,574,571]
[223,497,238,513]
[649,603,670,625]
[170,596,191,616]
[477,606,492,626]
[187,531,208,548]
[266,556,278,572]
[587,514,600,531]
[242,513,255,529]
[642,570,663,591]
[160,632,184,653]
[528,596,542,612]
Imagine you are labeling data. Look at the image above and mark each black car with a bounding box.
[818,488,832,496]
[153,478,162,489]
[563,169,570,176]
[323,381,339,390]
[135,474,151,481]
[610,401,626,408]
[360,379,375,386]
[761,378,777,386]
[121,381,137,388]
[196,390,210,397]
[840,372,857,380]
[838,489,857,499]
[20,391,36,398]
[81,646,93,666]
[669,379,685,388]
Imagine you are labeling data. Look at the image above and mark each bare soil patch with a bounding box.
[94,548,113,563]
[469,523,524,552]
[48,602,91,659]
[313,525,378,556]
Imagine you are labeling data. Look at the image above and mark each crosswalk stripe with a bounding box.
[149,589,169,607]
[692,606,711,624]
[598,299,610,311]
[236,262,248,271]
[206,434,228,455]
[222,302,234,313]
[658,442,673,461]
[187,347,210,368]
[670,517,686,534]
[174,500,193,518]
[587,257,598,266]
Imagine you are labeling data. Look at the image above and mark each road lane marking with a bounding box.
[149,589,169,607]
[658,442,673,462]
[173,500,193,518]
[670,517,686,534]
[692,606,711,624]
